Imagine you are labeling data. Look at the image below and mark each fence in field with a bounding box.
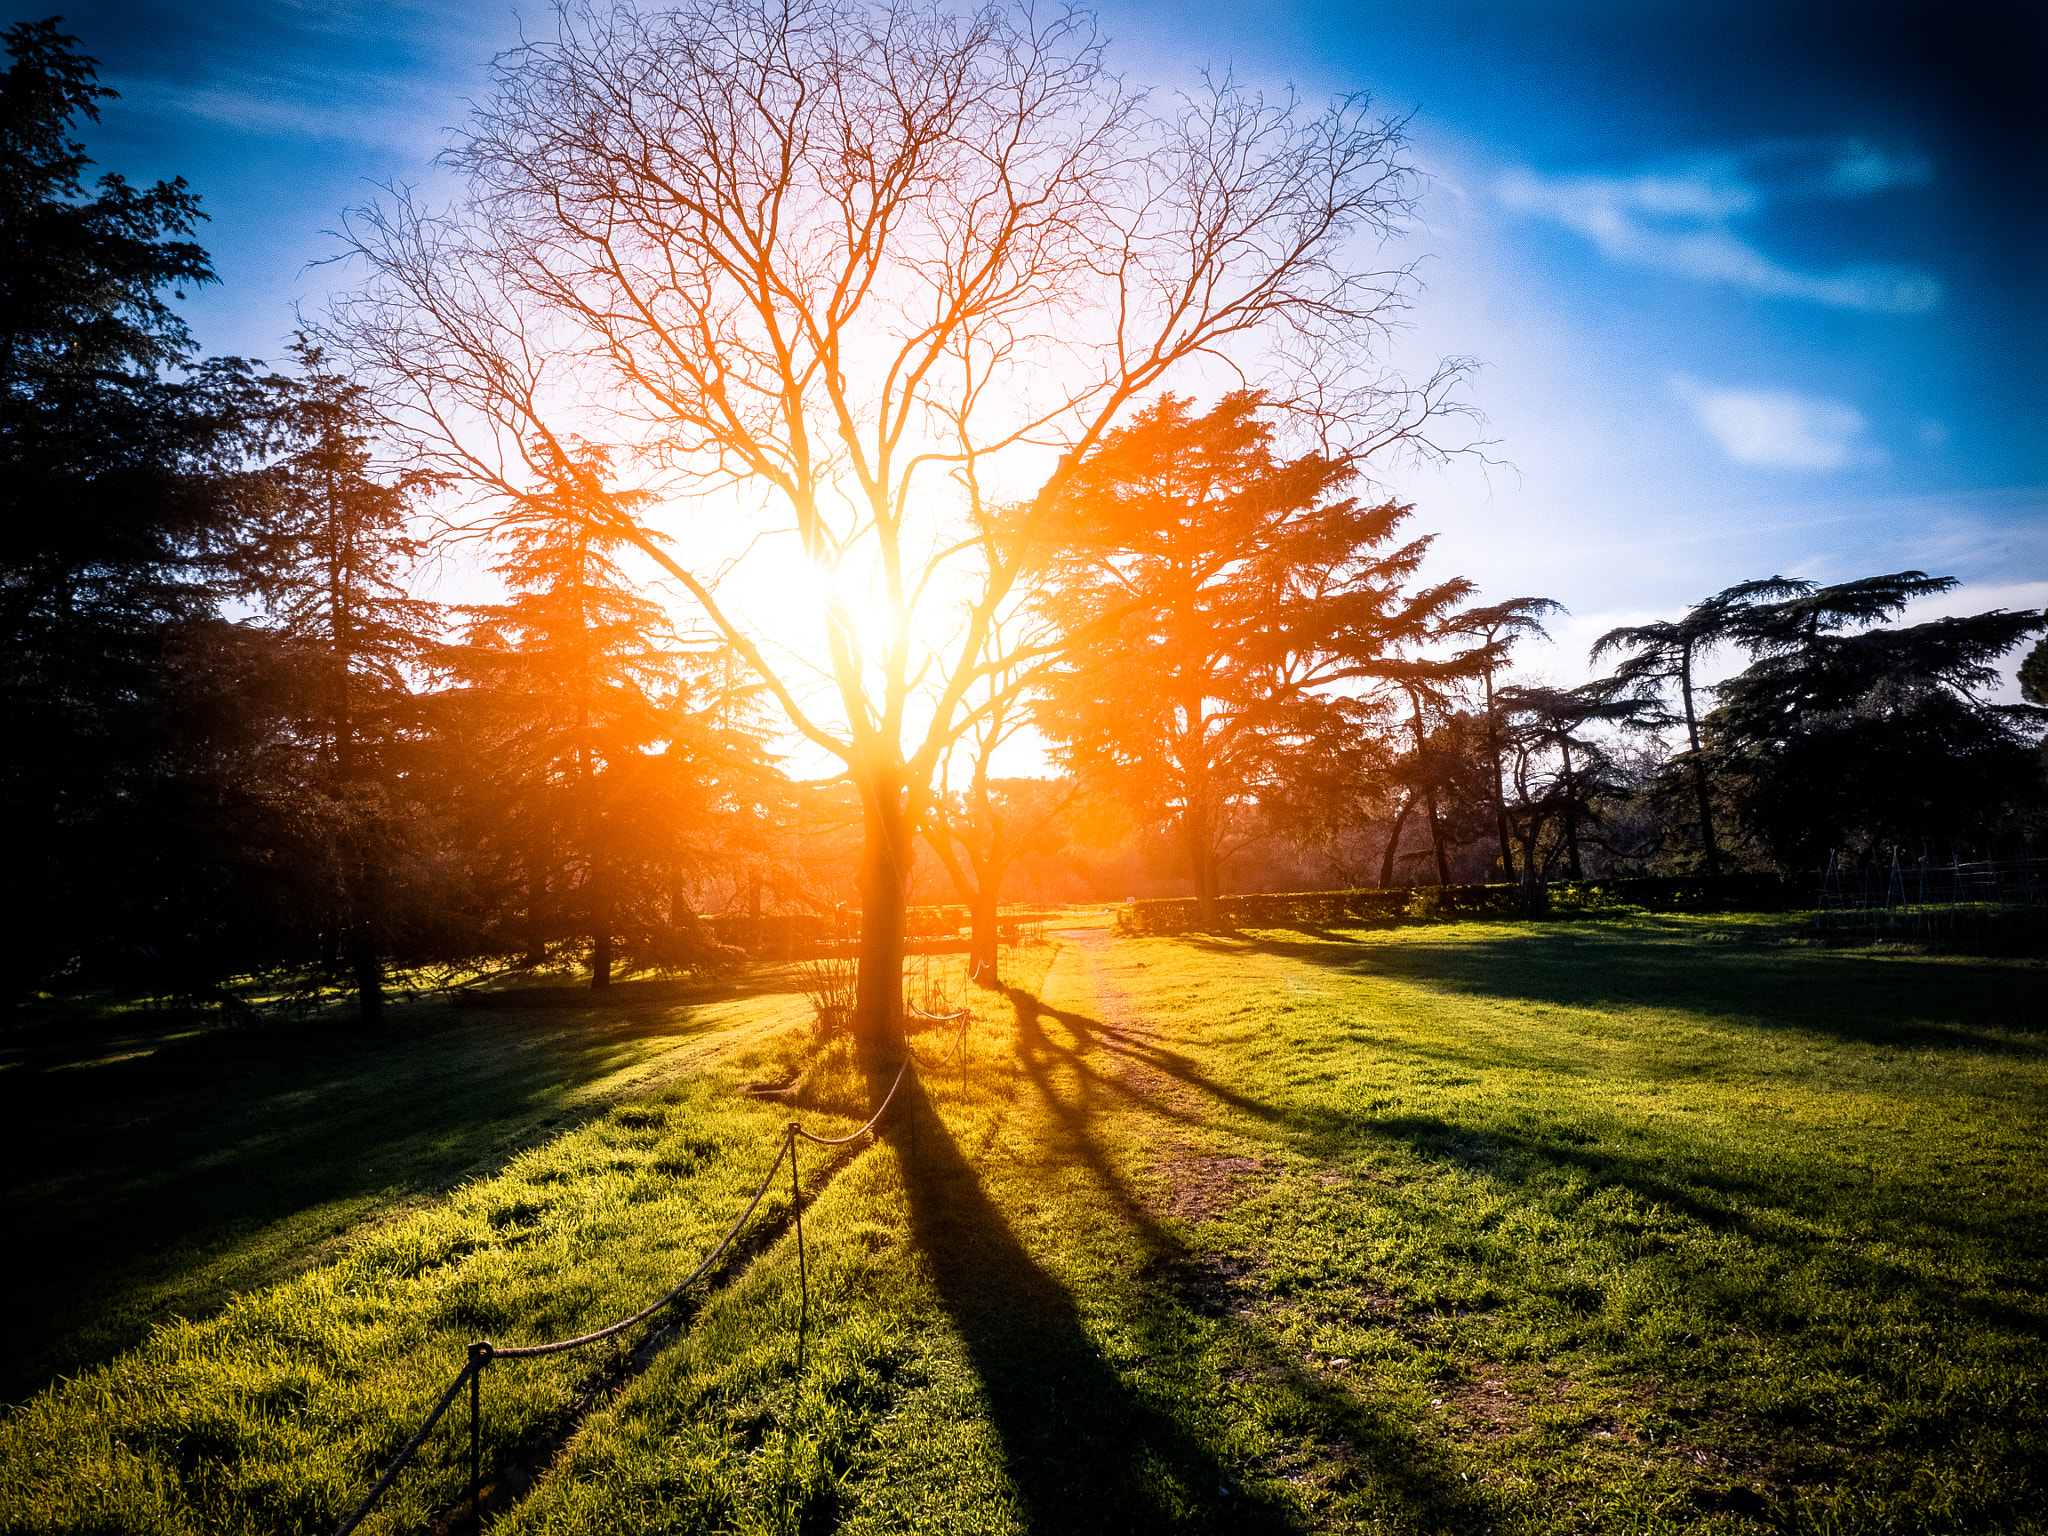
[332,1004,974,1536]
[1814,850,2048,944]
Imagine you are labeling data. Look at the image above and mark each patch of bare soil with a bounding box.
[1150,1146,1281,1223]
[1438,1364,1531,1440]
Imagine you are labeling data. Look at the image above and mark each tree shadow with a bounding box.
[1183,924,2044,1055]
[1332,1108,2048,1342]
[885,986,1486,1531]
[0,983,794,1405]
[986,972,2044,1443]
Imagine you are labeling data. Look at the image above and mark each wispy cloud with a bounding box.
[1496,140,1941,313]
[1672,378,1878,469]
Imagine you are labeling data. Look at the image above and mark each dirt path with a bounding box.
[1042,928,1213,1124]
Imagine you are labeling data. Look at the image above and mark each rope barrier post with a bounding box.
[788,1125,806,1376]
[909,1062,919,1165]
[467,1341,491,1534]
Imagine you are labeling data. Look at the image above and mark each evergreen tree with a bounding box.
[2021,637,2048,707]
[451,448,769,985]
[1590,578,1806,874]
[1036,392,1467,924]
[1444,599,1564,879]
[1496,682,1659,881]
[1708,573,2047,866]
[0,19,252,992]
[234,343,450,1021]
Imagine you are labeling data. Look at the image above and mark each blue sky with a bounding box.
[26,0,2047,692]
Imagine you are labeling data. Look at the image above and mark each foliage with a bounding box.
[336,0,1468,1048]
[1706,572,2048,867]
[1037,392,1459,916]
[0,20,264,995]
[444,449,774,985]
[2021,636,2048,706]
[226,342,463,1019]
[1496,682,1661,883]
[1590,578,1807,875]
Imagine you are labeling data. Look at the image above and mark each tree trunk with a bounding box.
[1184,810,1218,928]
[853,772,913,1055]
[1486,681,1512,880]
[1679,652,1721,876]
[1517,845,1549,918]
[1379,794,1416,888]
[1560,741,1583,881]
[1425,784,1450,885]
[968,885,1001,987]
[352,942,384,1026]
[591,927,612,989]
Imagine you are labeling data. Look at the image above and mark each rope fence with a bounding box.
[1815,850,2047,944]
[332,1003,973,1536]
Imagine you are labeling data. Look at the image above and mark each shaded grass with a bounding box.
[0,984,877,1535]
[3,919,2041,1533]
[488,916,2044,1533]
[0,973,795,1405]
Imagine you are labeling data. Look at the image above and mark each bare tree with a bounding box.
[923,664,1079,986]
[334,0,1467,1053]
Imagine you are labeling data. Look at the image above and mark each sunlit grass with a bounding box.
[0,986,875,1534]
[3,920,2040,1533]
[496,915,2043,1533]
[0,972,809,1405]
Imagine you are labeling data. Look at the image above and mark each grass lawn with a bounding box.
[0,973,808,1405]
[2,915,2042,1533]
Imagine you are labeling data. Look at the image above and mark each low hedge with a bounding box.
[1118,873,1810,935]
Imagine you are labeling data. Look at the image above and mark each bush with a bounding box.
[1117,874,1809,935]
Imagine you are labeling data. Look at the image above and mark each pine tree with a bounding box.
[451,448,769,985]
[1036,392,1468,924]
[1708,573,2047,865]
[1590,578,1806,874]
[0,20,251,991]
[1496,683,1659,881]
[235,342,447,1021]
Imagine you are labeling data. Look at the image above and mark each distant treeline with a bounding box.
[5,21,2044,1014]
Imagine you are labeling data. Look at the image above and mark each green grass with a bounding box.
[0,977,892,1534]
[0,973,797,1405]
[2,916,2042,1533]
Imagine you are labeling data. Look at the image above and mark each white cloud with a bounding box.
[1495,140,1942,314]
[1672,379,1876,469]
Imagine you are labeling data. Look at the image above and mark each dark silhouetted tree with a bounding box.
[1036,392,1463,924]
[1707,574,2047,866]
[235,343,448,1021]
[1590,578,1805,874]
[1445,598,1563,879]
[1497,682,1659,881]
[0,19,255,993]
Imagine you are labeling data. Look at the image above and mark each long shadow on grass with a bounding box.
[1014,962,2042,1322]
[1184,925,2044,1055]
[1328,1110,2048,1333]
[889,988,1483,1532]
[0,978,791,1405]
